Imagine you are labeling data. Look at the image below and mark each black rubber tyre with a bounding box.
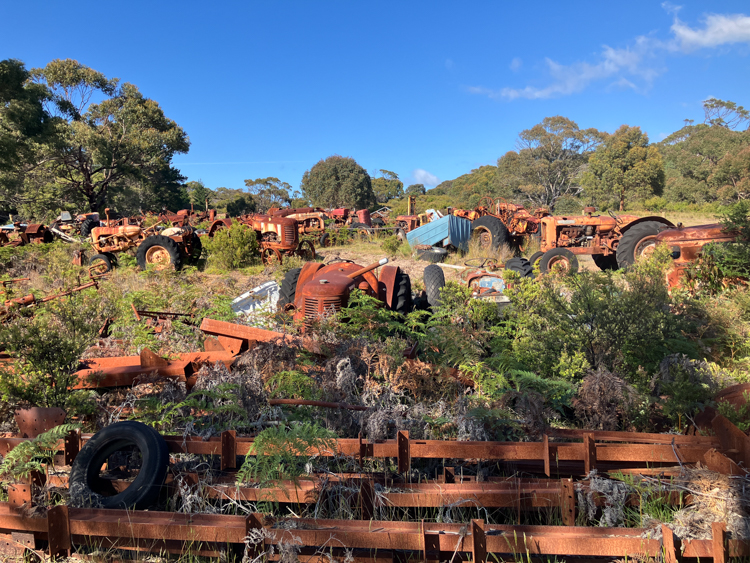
[423,264,446,308]
[89,253,113,273]
[103,251,118,267]
[471,216,509,251]
[80,217,99,239]
[319,232,331,247]
[69,421,169,510]
[616,221,664,269]
[505,257,535,278]
[592,253,618,271]
[136,235,182,270]
[278,267,301,310]
[539,248,579,274]
[416,246,448,263]
[529,251,544,266]
[392,269,413,314]
[188,234,203,263]
[372,217,385,227]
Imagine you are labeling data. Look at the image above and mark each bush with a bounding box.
[380,235,402,256]
[204,222,259,270]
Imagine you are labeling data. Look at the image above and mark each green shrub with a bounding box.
[204,222,259,270]
[380,235,402,256]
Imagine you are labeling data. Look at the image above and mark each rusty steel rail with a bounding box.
[0,505,740,561]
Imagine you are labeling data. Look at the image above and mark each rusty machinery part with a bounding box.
[423,264,445,308]
[135,235,182,271]
[261,247,284,265]
[464,257,500,270]
[349,222,373,239]
[616,220,671,269]
[69,421,169,510]
[207,218,232,237]
[295,239,316,261]
[415,246,448,263]
[89,253,114,274]
[539,248,579,274]
[471,215,510,251]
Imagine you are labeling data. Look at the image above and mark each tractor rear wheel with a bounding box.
[616,221,664,269]
[529,251,544,268]
[539,248,579,274]
[423,264,445,308]
[471,216,509,251]
[80,217,99,239]
[505,257,534,278]
[89,253,113,274]
[392,269,413,315]
[278,267,301,310]
[592,253,618,271]
[136,235,182,271]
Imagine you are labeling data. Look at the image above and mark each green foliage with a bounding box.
[717,393,750,432]
[236,423,336,485]
[337,289,420,341]
[266,371,322,400]
[186,180,214,208]
[380,235,402,256]
[226,195,256,217]
[301,155,375,209]
[204,222,259,270]
[405,183,426,196]
[243,177,292,213]
[0,424,80,481]
[0,294,101,411]
[581,125,665,211]
[371,169,404,203]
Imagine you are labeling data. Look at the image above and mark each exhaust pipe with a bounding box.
[346,258,388,279]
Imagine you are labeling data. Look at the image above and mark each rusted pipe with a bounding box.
[346,258,388,279]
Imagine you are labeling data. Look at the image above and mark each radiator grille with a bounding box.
[303,297,342,325]
[284,225,297,244]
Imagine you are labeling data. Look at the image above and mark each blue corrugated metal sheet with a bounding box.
[406,215,472,251]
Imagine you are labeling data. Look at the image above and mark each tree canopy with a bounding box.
[371,169,403,203]
[244,177,292,212]
[301,155,375,209]
[581,125,664,211]
[405,183,426,196]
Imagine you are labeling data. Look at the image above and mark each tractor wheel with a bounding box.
[416,246,448,263]
[103,252,118,267]
[278,267,301,310]
[372,217,385,227]
[261,247,283,265]
[350,222,373,239]
[423,264,445,308]
[89,253,114,274]
[319,232,332,248]
[529,251,544,267]
[296,240,316,261]
[80,217,99,239]
[592,253,618,271]
[189,234,203,263]
[505,257,534,278]
[392,269,413,315]
[471,216,510,251]
[616,221,664,269]
[136,235,182,271]
[539,248,579,274]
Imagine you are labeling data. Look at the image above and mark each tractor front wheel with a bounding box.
[89,253,114,274]
[539,248,579,274]
[296,240,316,261]
[136,235,182,271]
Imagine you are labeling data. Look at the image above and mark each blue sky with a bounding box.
[2,1,750,194]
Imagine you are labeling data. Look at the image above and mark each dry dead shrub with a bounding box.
[652,353,728,396]
[498,390,550,438]
[80,336,128,359]
[573,367,637,431]
[192,360,268,426]
[233,341,299,383]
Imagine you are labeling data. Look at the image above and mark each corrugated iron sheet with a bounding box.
[406,215,471,251]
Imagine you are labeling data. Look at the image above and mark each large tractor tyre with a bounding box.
[529,251,544,267]
[372,217,385,227]
[278,267,302,310]
[392,270,413,315]
[505,257,535,279]
[416,246,448,263]
[592,253,618,271]
[189,235,203,263]
[80,217,99,239]
[423,264,446,308]
[471,216,510,251]
[136,235,182,271]
[89,253,114,274]
[616,221,664,269]
[539,248,579,274]
[69,421,169,510]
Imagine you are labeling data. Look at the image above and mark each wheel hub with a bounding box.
[145,246,171,270]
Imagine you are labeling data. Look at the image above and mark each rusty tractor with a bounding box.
[207,213,314,264]
[50,211,100,240]
[0,222,54,247]
[529,207,675,273]
[87,222,202,273]
[423,257,533,311]
[277,258,412,327]
[650,222,741,288]
[453,196,549,253]
[269,207,331,247]
[159,207,217,228]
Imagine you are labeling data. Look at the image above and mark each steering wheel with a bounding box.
[608,210,622,224]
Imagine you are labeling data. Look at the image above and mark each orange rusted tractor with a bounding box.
[269,207,331,247]
[0,223,54,248]
[530,207,674,273]
[87,222,201,273]
[207,213,314,264]
[277,258,412,327]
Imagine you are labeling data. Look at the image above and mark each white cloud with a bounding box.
[412,169,440,187]
[510,57,523,72]
[470,7,750,101]
[671,13,750,51]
